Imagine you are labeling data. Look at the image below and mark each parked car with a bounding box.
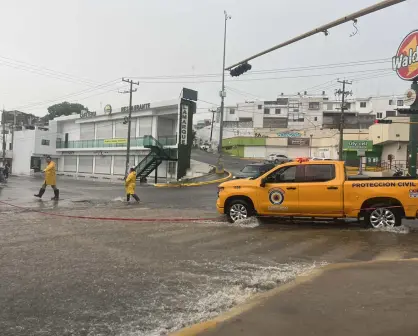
[200,144,210,151]
[310,157,332,161]
[233,163,275,180]
[267,153,290,164]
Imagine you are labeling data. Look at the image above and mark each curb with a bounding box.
[155,171,232,188]
[169,257,418,336]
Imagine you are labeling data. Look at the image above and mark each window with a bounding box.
[389,100,394,105]
[386,110,396,117]
[314,117,318,121]
[327,103,333,110]
[264,108,270,115]
[229,108,235,115]
[308,102,320,110]
[360,102,367,108]
[397,100,404,106]
[9,143,12,150]
[275,108,281,114]
[41,139,50,146]
[276,98,288,105]
[302,164,335,182]
[258,105,262,110]
[377,112,383,119]
[271,166,297,183]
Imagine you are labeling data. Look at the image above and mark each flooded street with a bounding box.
[2,177,418,335]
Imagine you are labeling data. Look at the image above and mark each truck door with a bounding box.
[257,165,302,216]
[297,164,344,217]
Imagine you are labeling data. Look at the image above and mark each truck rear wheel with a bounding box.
[364,206,402,229]
[226,199,253,223]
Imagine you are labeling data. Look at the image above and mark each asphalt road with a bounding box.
[2,176,418,335]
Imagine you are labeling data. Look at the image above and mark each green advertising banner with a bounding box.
[343,140,373,151]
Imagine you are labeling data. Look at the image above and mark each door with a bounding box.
[297,164,343,217]
[257,165,301,216]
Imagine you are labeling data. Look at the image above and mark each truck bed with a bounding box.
[347,175,415,181]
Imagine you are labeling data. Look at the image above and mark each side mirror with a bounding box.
[260,178,266,188]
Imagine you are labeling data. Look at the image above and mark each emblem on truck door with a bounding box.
[269,188,285,205]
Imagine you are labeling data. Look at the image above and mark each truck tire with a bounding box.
[226,199,253,223]
[364,205,402,229]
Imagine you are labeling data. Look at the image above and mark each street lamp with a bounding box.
[216,10,231,172]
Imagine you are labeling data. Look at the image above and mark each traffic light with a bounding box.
[374,119,392,124]
[230,63,252,77]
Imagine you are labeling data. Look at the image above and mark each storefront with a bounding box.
[343,140,381,167]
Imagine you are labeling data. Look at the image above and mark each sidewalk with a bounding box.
[173,259,418,336]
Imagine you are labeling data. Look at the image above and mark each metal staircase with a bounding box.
[134,135,176,180]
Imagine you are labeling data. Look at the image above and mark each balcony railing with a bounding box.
[56,135,177,149]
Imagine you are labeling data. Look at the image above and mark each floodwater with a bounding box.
[2,177,418,335]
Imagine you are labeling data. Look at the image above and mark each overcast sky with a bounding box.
[0,0,416,121]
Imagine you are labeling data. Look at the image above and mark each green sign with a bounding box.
[343,140,373,151]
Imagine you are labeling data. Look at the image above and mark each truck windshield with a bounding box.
[241,165,260,173]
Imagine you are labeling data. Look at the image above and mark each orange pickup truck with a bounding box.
[217,161,418,228]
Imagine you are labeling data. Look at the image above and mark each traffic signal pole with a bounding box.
[408,80,418,177]
[216,11,231,173]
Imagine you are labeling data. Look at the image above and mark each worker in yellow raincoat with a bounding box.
[34,156,59,200]
[125,168,140,202]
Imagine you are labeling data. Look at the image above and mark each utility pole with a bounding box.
[1,109,6,167]
[217,10,231,173]
[121,78,139,177]
[209,108,217,143]
[335,80,352,161]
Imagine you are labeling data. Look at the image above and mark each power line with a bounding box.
[0,54,99,86]
[10,79,121,111]
[128,57,392,80]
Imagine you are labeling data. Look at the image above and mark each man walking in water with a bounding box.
[125,167,140,203]
[34,156,59,200]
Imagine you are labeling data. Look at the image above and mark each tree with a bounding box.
[42,102,89,121]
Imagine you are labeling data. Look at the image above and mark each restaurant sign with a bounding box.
[121,103,151,113]
[179,105,189,145]
[287,138,310,147]
[80,110,97,119]
[392,30,418,81]
[103,138,127,145]
[343,140,373,151]
[277,131,303,138]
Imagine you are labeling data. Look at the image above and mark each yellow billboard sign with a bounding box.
[104,138,127,144]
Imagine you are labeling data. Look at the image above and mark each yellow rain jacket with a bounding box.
[44,161,56,186]
[125,171,137,194]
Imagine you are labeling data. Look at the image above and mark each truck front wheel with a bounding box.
[226,199,253,223]
[364,206,402,229]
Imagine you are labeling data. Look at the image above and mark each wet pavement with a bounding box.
[2,176,418,335]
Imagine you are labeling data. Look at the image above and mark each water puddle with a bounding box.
[369,225,411,234]
[233,217,260,228]
[120,260,326,336]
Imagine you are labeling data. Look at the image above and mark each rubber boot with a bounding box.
[51,189,59,200]
[126,194,131,202]
[132,194,140,203]
[34,188,46,198]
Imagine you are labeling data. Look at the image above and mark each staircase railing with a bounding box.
[144,135,176,160]
[134,152,157,176]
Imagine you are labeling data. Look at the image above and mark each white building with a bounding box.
[12,89,197,182]
[217,93,407,134]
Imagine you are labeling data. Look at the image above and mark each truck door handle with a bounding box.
[286,187,297,190]
[327,186,338,190]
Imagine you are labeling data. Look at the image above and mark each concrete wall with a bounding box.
[370,117,409,145]
[12,130,35,175]
[59,119,81,141]
[381,142,408,163]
